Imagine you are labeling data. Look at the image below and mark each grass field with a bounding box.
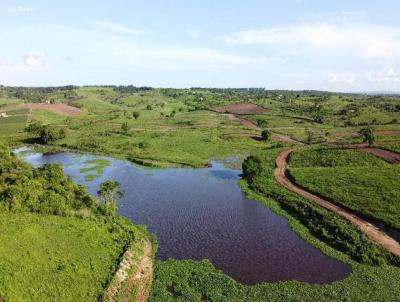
[289,147,400,230]
[3,87,400,166]
[0,115,27,135]
[0,213,145,302]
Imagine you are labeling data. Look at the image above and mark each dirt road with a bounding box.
[362,147,400,164]
[271,133,304,145]
[337,143,400,164]
[221,113,259,129]
[274,148,400,257]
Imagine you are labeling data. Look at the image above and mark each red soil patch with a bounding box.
[215,103,266,114]
[19,103,81,116]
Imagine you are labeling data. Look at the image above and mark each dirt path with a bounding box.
[216,106,304,146]
[363,147,400,164]
[274,148,400,257]
[337,143,400,164]
[271,133,304,145]
[104,240,153,302]
[222,113,260,129]
[333,130,400,140]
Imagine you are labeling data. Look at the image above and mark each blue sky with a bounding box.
[1,0,400,91]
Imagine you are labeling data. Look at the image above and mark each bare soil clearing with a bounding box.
[275,148,400,257]
[16,103,81,116]
[215,103,266,114]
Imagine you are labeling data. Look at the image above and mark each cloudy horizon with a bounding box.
[1,0,400,92]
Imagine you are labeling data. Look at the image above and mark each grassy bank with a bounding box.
[0,213,146,302]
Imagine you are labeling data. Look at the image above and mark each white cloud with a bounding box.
[368,66,400,84]
[0,23,271,85]
[90,20,147,35]
[187,29,201,38]
[23,51,45,67]
[327,71,355,84]
[0,59,10,66]
[220,21,400,62]
[110,42,271,70]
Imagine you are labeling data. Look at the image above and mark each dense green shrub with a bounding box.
[0,145,97,215]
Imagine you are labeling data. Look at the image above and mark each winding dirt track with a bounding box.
[362,147,400,164]
[274,148,400,257]
[336,143,400,164]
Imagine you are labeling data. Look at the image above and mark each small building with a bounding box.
[0,112,8,118]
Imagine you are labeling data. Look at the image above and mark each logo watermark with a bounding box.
[3,6,38,13]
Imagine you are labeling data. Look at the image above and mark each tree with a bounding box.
[306,129,314,145]
[312,113,323,123]
[256,119,268,128]
[58,128,66,139]
[132,111,140,119]
[242,155,263,181]
[26,123,66,144]
[261,129,271,141]
[25,121,43,133]
[146,104,153,110]
[39,125,65,144]
[97,180,124,216]
[169,110,176,118]
[359,127,375,146]
[121,122,129,134]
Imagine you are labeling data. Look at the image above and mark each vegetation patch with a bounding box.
[79,158,111,181]
[0,213,138,302]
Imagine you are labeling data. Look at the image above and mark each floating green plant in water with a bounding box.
[79,159,111,181]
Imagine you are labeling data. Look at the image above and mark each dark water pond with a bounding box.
[18,149,351,285]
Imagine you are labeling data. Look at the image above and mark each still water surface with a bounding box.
[19,150,351,285]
